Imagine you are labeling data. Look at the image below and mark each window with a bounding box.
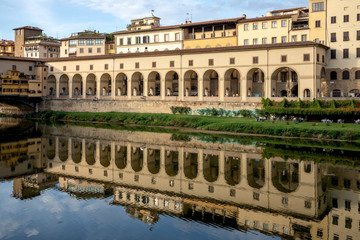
[262,38,267,44]
[281,55,287,62]
[343,49,349,59]
[272,21,277,28]
[304,54,310,61]
[344,15,349,22]
[175,33,180,41]
[188,183,193,190]
[330,72,337,80]
[69,40,77,46]
[90,65,93,70]
[135,36,141,44]
[253,23,258,30]
[119,38,124,45]
[332,216,339,225]
[244,24,249,30]
[170,61,175,67]
[317,229,323,238]
[282,197,288,205]
[104,64,108,70]
[97,48,101,53]
[127,37,131,45]
[135,62,139,68]
[281,36,287,43]
[76,65,79,71]
[120,63,124,69]
[345,217,352,229]
[154,35,159,42]
[292,35,297,42]
[345,200,351,211]
[301,34,307,41]
[343,71,350,80]
[95,39,103,45]
[331,16,336,24]
[357,31,360,40]
[344,32,349,41]
[169,180,174,187]
[208,59,214,66]
[322,55,324,63]
[253,38,258,45]
[50,66,54,72]
[358,13,360,21]
[142,36,150,43]
[164,34,169,42]
[357,48,360,58]
[281,20,287,27]
[86,39,94,45]
[333,234,339,240]
[208,186,214,193]
[88,48,92,53]
[79,48,84,53]
[134,175,139,181]
[317,53,320,62]
[244,39,249,45]
[65,49,67,54]
[230,189,236,197]
[331,33,336,42]
[312,2,324,12]
[189,60,193,66]
[29,66,32,71]
[63,66,66,71]
[331,50,337,59]
[12,65,16,71]
[152,62,156,68]
[253,192,260,200]
[253,56,259,64]
[262,22,267,29]
[230,58,235,64]
[315,20,321,28]
[272,37,277,44]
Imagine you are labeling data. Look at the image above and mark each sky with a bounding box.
[0,0,308,40]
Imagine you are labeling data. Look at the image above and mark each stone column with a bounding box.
[82,77,86,99]
[143,77,148,97]
[96,75,101,99]
[111,72,116,100]
[198,77,203,101]
[69,75,73,99]
[161,78,165,100]
[240,75,247,102]
[82,139,86,162]
[56,76,60,98]
[127,77,132,100]
[179,77,184,101]
[219,77,224,101]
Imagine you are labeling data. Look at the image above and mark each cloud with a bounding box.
[24,229,39,238]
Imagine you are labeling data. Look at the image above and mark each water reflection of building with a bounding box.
[2,125,360,239]
[0,138,45,178]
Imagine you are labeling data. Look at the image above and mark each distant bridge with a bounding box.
[0,96,42,115]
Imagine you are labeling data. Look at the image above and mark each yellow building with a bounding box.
[0,140,28,168]
[309,0,327,44]
[0,70,29,97]
[182,17,243,49]
[105,41,115,55]
[0,40,15,56]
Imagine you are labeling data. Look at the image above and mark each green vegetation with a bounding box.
[260,98,360,120]
[170,106,191,115]
[28,111,360,141]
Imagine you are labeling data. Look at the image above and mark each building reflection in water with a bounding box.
[1,125,360,240]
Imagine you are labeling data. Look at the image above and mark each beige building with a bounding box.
[60,30,106,57]
[113,16,183,54]
[24,35,60,59]
[0,40,15,56]
[13,26,43,57]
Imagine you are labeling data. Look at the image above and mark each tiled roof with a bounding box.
[25,42,61,47]
[240,14,295,23]
[13,26,43,31]
[0,56,43,62]
[270,7,307,13]
[60,35,106,41]
[44,41,329,62]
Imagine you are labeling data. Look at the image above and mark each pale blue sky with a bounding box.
[0,0,308,40]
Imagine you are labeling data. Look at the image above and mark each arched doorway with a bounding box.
[131,72,144,96]
[203,153,219,182]
[271,162,299,193]
[148,72,161,96]
[115,145,127,169]
[165,71,179,96]
[71,140,82,163]
[46,137,56,160]
[247,68,265,97]
[203,70,219,97]
[224,69,240,97]
[183,70,198,97]
[59,74,69,96]
[100,73,111,97]
[247,158,265,189]
[332,89,342,98]
[72,74,83,97]
[147,148,161,174]
[85,142,96,165]
[131,147,143,172]
[184,152,198,179]
[303,89,311,98]
[47,75,56,96]
[165,150,179,176]
[271,67,299,98]
[225,156,241,186]
[86,74,96,96]
[100,144,111,167]
[350,89,360,98]
[115,73,127,96]
[59,138,68,162]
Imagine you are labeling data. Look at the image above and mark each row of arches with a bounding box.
[46,138,301,192]
[47,66,303,99]
[330,70,360,81]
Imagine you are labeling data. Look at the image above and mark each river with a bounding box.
[0,119,359,240]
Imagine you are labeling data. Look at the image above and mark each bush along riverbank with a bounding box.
[259,98,360,121]
[27,111,360,141]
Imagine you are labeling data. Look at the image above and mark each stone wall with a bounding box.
[39,99,261,114]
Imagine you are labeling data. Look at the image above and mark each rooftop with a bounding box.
[270,7,307,13]
[13,26,43,31]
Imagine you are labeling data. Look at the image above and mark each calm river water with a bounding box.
[1,119,360,240]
